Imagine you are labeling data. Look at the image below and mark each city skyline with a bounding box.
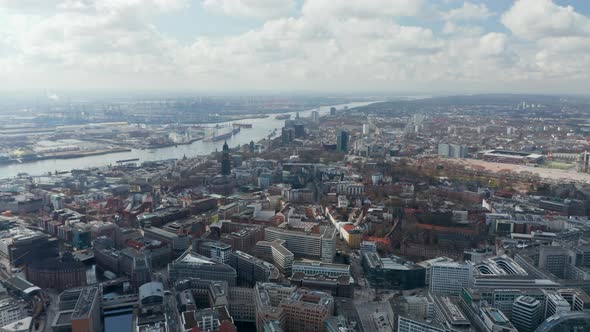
[0,0,590,94]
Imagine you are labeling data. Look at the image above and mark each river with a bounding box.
[0,101,374,179]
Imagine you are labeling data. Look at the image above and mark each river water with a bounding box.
[0,101,373,179]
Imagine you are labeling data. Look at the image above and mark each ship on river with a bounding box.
[275,114,291,120]
[204,126,240,142]
[232,123,253,128]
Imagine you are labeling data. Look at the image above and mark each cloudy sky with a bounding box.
[0,0,589,95]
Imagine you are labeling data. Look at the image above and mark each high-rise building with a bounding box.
[512,296,543,332]
[438,143,467,158]
[362,124,370,135]
[221,141,231,176]
[281,127,294,145]
[449,144,468,158]
[429,261,473,295]
[293,123,305,138]
[311,110,319,123]
[336,129,349,152]
[580,152,590,173]
[437,143,450,157]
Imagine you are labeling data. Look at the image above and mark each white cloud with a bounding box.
[442,21,484,36]
[202,0,295,19]
[502,0,590,40]
[301,0,424,19]
[444,1,493,21]
[501,0,590,81]
[0,0,589,93]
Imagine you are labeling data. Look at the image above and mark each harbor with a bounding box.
[0,102,373,178]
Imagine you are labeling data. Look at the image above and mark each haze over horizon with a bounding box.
[1,0,590,95]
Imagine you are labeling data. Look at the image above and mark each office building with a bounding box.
[94,245,152,289]
[254,283,296,331]
[431,295,473,331]
[290,273,353,298]
[255,240,294,275]
[545,292,571,318]
[362,252,425,290]
[336,129,349,152]
[265,226,336,263]
[138,206,190,227]
[216,221,263,253]
[0,299,25,328]
[291,260,350,279]
[360,240,377,253]
[280,289,334,332]
[193,239,233,264]
[417,257,454,286]
[538,246,572,279]
[70,286,101,332]
[181,306,236,332]
[461,288,546,321]
[255,283,337,332]
[71,224,91,250]
[340,224,362,249]
[470,256,559,292]
[228,250,280,286]
[119,248,152,288]
[168,250,237,286]
[557,288,590,312]
[512,296,543,332]
[1,317,32,332]
[143,225,190,254]
[430,261,473,295]
[218,204,239,220]
[0,227,59,265]
[397,315,445,332]
[25,253,87,291]
[478,307,517,332]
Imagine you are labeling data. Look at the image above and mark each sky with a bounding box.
[0,0,590,95]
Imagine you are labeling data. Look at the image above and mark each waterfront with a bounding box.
[0,102,373,179]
